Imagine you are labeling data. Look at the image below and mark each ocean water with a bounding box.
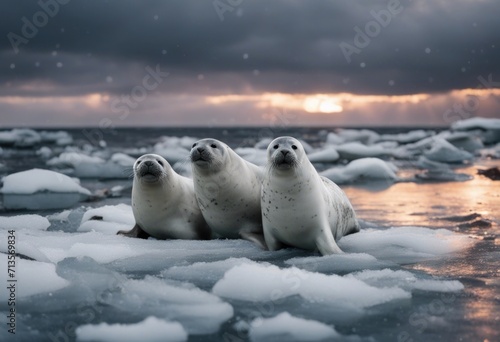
[0,126,498,342]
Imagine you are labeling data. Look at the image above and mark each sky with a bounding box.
[1,0,499,127]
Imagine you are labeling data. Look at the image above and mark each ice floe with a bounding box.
[1,169,90,209]
[321,158,398,184]
[76,316,188,342]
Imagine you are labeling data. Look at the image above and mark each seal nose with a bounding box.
[197,147,205,153]
[281,150,289,156]
[144,160,154,167]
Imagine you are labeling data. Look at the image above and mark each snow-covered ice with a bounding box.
[76,316,188,342]
[321,158,398,184]
[248,312,340,342]
[1,169,91,209]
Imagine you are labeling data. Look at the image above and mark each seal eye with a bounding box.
[211,144,217,148]
[291,145,297,150]
[192,143,197,148]
[273,144,279,149]
[136,161,142,165]
[157,160,163,166]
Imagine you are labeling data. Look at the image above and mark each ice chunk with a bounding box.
[254,137,274,149]
[0,169,90,210]
[335,142,391,161]
[0,128,41,147]
[451,117,500,131]
[325,132,344,145]
[424,138,473,163]
[442,131,484,152]
[348,269,464,293]
[307,146,340,163]
[0,214,50,231]
[47,152,106,168]
[213,263,410,308]
[248,312,339,342]
[36,146,53,159]
[110,153,136,167]
[76,316,188,342]
[337,129,379,145]
[153,136,196,163]
[109,276,233,335]
[338,227,474,264]
[163,258,259,288]
[379,130,433,144]
[79,204,134,234]
[321,158,398,184]
[39,130,74,146]
[1,168,90,196]
[285,253,394,274]
[235,147,268,166]
[0,254,69,300]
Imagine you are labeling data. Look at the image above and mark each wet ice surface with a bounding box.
[0,121,499,342]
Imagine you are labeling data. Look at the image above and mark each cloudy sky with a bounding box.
[1,0,499,127]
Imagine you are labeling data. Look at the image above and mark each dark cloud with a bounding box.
[0,0,499,98]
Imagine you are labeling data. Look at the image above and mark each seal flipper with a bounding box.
[263,228,284,251]
[117,224,150,239]
[316,228,344,255]
[240,231,268,250]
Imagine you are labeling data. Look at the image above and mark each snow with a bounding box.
[76,316,188,342]
[248,312,339,341]
[0,254,69,300]
[286,253,394,273]
[321,158,398,184]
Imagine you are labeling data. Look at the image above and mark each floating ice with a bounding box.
[153,136,196,163]
[337,129,379,145]
[0,128,41,147]
[235,147,268,166]
[110,153,136,167]
[451,117,500,144]
[348,269,464,292]
[335,142,391,161]
[424,138,473,163]
[0,169,91,210]
[285,253,394,274]
[109,276,233,335]
[39,130,73,146]
[36,146,53,159]
[451,117,500,131]
[338,227,474,264]
[307,146,340,163]
[254,137,274,149]
[379,130,433,144]
[212,263,410,308]
[325,132,344,145]
[0,214,50,231]
[442,131,484,152]
[163,257,259,288]
[76,316,188,342]
[321,158,398,184]
[0,254,69,300]
[47,151,106,168]
[248,312,339,342]
[78,204,134,234]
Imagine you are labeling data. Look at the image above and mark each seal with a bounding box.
[117,154,211,240]
[190,138,266,248]
[261,137,360,255]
